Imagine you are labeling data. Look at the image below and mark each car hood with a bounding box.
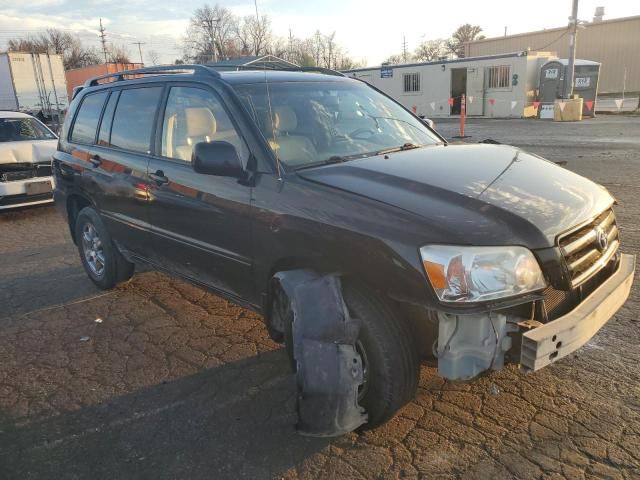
[296,144,614,248]
[0,140,57,164]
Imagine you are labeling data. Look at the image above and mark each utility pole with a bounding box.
[564,0,579,99]
[402,35,408,63]
[504,26,507,37]
[99,18,108,63]
[132,41,146,64]
[254,0,259,21]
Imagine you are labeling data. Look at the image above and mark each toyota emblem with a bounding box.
[594,227,609,252]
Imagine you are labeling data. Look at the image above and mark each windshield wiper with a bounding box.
[375,143,423,156]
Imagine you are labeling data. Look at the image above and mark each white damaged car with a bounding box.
[0,111,57,210]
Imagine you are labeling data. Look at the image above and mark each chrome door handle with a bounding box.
[89,154,102,167]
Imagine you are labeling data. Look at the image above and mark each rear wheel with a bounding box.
[278,277,420,428]
[75,207,134,289]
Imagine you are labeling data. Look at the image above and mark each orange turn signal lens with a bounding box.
[423,261,446,289]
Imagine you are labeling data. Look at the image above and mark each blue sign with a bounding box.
[381,67,393,78]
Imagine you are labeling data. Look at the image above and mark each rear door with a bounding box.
[146,83,254,301]
[90,85,163,257]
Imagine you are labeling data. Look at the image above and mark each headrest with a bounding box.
[184,107,216,138]
[273,106,297,132]
[338,100,364,120]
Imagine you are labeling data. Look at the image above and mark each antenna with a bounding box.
[99,18,108,63]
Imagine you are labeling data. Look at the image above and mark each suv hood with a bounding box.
[0,140,57,164]
[296,144,614,248]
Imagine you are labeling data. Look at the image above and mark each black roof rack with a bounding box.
[84,64,220,88]
[217,64,347,77]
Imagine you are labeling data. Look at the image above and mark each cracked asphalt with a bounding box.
[1,116,639,479]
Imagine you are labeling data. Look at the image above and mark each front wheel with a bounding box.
[75,207,134,290]
[281,278,420,428]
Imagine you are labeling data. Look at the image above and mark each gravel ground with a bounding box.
[0,116,639,480]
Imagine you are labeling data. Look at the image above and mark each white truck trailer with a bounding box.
[0,52,68,124]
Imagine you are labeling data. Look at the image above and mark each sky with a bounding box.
[0,0,638,66]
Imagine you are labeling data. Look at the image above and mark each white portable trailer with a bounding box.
[0,52,68,122]
[343,51,557,118]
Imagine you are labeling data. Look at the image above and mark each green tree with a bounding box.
[446,24,485,58]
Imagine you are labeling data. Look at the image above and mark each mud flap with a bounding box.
[274,270,368,437]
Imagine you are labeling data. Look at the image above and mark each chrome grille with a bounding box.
[559,209,619,287]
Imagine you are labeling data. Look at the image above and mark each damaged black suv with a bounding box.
[53,65,635,436]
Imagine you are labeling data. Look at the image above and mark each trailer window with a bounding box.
[70,91,108,145]
[403,73,420,93]
[488,65,511,89]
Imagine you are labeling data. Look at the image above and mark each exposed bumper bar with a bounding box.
[521,253,635,372]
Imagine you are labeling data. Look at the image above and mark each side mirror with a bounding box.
[421,117,435,129]
[192,141,243,177]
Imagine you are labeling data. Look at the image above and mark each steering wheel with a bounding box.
[349,128,377,140]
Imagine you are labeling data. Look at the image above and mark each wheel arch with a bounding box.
[66,193,94,244]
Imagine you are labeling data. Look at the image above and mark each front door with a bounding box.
[465,67,485,116]
[146,84,254,302]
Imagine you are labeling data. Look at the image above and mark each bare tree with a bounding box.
[7,29,101,69]
[147,50,161,65]
[446,24,485,58]
[414,39,447,62]
[109,44,131,63]
[382,54,404,65]
[185,3,240,62]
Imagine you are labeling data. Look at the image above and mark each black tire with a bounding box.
[281,277,420,428]
[343,282,420,428]
[75,207,134,290]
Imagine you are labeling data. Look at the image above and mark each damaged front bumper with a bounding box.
[520,253,635,372]
[0,176,54,210]
[435,254,635,380]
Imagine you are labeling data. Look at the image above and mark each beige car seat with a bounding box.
[174,107,217,161]
[268,106,317,165]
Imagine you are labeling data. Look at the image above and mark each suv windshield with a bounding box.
[0,117,56,142]
[233,80,442,169]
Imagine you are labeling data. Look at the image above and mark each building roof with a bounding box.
[542,59,601,67]
[343,51,530,73]
[466,15,640,46]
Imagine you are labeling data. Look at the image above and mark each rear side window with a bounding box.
[97,91,120,146]
[70,91,108,144]
[110,87,162,154]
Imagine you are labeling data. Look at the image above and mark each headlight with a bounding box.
[420,245,547,303]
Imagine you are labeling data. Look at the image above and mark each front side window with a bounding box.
[70,91,108,144]
[110,87,163,154]
[0,117,56,142]
[233,80,441,168]
[161,86,247,162]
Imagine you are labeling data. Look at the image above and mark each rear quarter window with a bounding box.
[110,87,163,154]
[70,91,108,144]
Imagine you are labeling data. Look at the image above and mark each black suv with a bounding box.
[53,65,634,435]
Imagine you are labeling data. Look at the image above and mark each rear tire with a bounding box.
[279,276,420,429]
[75,207,134,290]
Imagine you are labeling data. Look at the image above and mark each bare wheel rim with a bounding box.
[82,222,105,277]
[356,339,369,402]
[272,284,290,334]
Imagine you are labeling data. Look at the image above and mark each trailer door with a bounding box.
[466,67,484,116]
